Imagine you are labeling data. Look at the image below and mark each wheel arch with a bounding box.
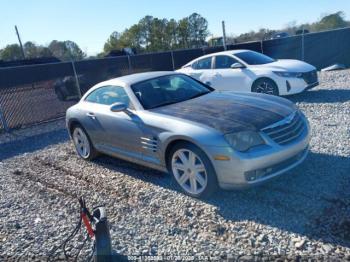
[68,119,93,143]
[163,137,211,171]
[68,119,83,136]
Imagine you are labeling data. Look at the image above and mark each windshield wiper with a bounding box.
[188,91,211,100]
[149,91,211,109]
[148,100,179,109]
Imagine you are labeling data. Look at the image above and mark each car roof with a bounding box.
[82,71,178,99]
[115,71,177,85]
[95,71,177,87]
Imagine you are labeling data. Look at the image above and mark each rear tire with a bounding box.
[168,142,218,198]
[252,78,279,96]
[71,125,98,160]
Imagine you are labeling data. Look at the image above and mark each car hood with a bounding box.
[150,91,296,134]
[252,59,315,72]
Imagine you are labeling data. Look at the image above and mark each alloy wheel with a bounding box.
[256,81,276,95]
[72,127,91,158]
[171,149,208,195]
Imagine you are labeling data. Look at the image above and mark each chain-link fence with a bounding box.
[0,27,349,132]
[74,56,130,95]
[0,62,75,130]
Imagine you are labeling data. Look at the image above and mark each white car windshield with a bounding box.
[235,51,275,65]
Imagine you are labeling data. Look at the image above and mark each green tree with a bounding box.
[188,13,209,47]
[23,41,53,58]
[65,40,86,60]
[177,17,190,49]
[165,19,178,48]
[147,18,168,51]
[103,27,143,55]
[0,44,23,60]
[233,11,349,43]
[102,13,210,53]
[314,11,348,31]
[103,31,123,53]
[139,15,154,49]
[24,41,39,58]
[120,25,143,51]
[48,40,85,61]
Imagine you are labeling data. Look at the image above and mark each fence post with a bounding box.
[301,33,305,61]
[71,60,82,98]
[127,55,132,74]
[171,51,175,70]
[0,104,9,132]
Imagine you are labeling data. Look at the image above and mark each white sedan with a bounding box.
[176,50,319,96]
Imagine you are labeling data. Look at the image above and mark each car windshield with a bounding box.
[234,51,275,65]
[131,74,212,109]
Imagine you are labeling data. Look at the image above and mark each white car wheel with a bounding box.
[252,78,279,96]
[72,127,91,159]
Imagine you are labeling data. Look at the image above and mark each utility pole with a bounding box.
[15,25,26,59]
[222,21,227,50]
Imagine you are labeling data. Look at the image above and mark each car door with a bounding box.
[188,56,214,86]
[83,85,144,160]
[210,55,249,92]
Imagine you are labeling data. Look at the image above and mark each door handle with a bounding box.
[86,112,96,120]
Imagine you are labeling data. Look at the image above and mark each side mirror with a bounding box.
[230,62,245,69]
[110,102,127,112]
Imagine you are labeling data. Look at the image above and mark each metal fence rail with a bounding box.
[0,27,349,132]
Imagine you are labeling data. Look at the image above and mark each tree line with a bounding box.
[233,11,350,43]
[102,13,209,55]
[0,40,86,62]
[0,11,348,62]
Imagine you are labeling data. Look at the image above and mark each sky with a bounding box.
[1,0,349,55]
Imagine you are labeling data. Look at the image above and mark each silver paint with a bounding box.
[66,71,310,189]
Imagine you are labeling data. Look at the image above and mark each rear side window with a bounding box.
[85,85,132,108]
[215,55,239,69]
[192,57,212,70]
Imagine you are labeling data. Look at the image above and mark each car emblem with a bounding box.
[262,111,297,131]
[285,112,296,124]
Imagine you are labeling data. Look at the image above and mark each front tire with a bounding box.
[72,125,98,160]
[168,142,218,198]
[252,78,279,96]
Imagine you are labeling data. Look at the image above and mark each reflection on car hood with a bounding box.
[150,91,296,134]
[252,59,315,72]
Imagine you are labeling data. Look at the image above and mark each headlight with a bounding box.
[273,71,303,78]
[224,131,265,152]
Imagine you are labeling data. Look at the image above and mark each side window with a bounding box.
[192,57,212,70]
[215,55,239,69]
[85,86,132,108]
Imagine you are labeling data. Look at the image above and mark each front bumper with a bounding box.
[305,81,319,90]
[205,121,310,189]
[276,74,319,95]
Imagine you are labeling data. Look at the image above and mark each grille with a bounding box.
[262,112,305,145]
[302,70,318,84]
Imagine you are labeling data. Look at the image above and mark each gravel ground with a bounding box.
[0,70,349,261]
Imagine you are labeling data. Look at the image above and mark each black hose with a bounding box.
[74,234,90,262]
[47,212,82,261]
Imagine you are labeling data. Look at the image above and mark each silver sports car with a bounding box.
[66,71,310,198]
